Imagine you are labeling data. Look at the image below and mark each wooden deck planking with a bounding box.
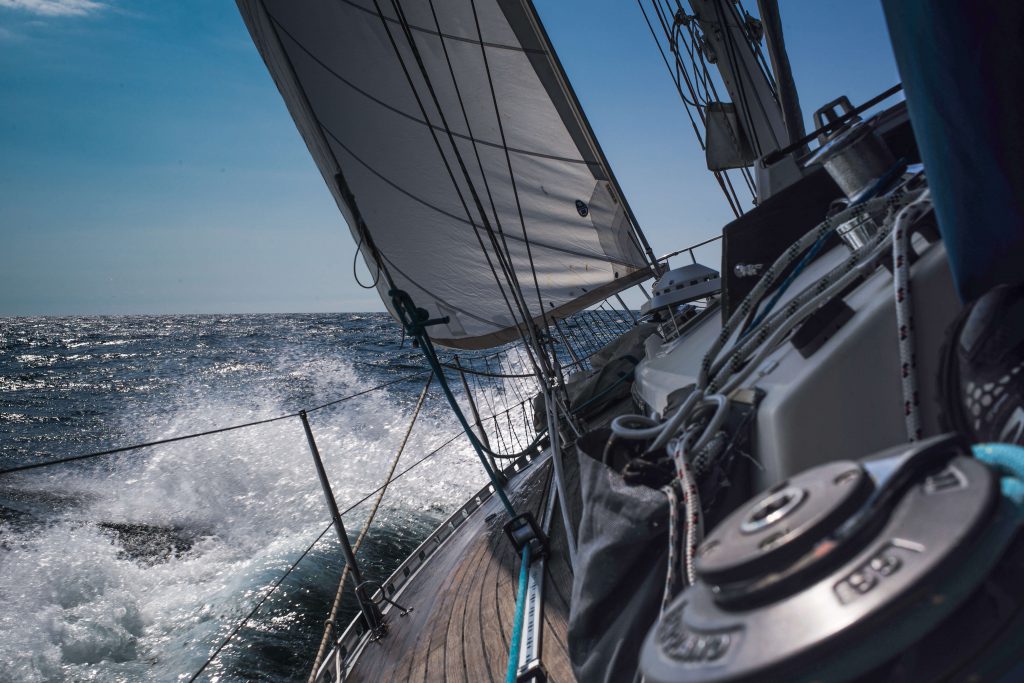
[345,454,576,682]
[478,519,512,679]
[337,397,635,683]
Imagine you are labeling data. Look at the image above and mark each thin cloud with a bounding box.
[0,0,105,16]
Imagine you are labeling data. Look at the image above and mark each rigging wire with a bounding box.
[639,0,756,211]
[308,372,434,680]
[637,0,704,138]
[422,0,520,299]
[468,0,556,350]
[0,372,432,477]
[709,0,764,159]
[369,0,546,385]
[188,521,334,683]
[187,427,463,683]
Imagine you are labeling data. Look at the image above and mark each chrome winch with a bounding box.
[640,434,1024,683]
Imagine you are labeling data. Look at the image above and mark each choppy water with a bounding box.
[0,314,510,681]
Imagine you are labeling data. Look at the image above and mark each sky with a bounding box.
[0,0,901,316]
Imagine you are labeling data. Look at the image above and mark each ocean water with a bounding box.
[0,313,525,682]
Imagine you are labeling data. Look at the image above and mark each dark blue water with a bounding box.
[0,314,521,681]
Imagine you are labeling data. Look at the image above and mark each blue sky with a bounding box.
[0,0,900,315]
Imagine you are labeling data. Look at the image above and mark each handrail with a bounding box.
[314,451,540,683]
[185,426,465,682]
[308,373,434,680]
[655,234,723,265]
[7,271,664,681]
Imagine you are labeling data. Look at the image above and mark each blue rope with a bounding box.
[740,230,833,338]
[506,543,533,683]
[740,158,910,339]
[389,288,518,518]
[973,443,1024,514]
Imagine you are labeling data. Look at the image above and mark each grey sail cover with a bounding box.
[237,0,653,348]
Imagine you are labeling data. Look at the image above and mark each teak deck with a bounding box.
[346,452,579,682]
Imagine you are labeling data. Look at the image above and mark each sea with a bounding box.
[0,313,523,682]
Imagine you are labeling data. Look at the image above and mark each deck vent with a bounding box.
[644,264,721,313]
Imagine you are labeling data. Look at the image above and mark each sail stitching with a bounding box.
[338,0,545,55]
[383,0,550,381]
[469,0,552,336]
[425,0,524,293]
[320,123,632,265]
[368,0,530,347]
[386,0,550,381]
[268,13,598,167]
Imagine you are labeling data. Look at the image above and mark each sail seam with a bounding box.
[268,13,597,168]
[367,0,529,344]
[338,0,546,55]
[319,113,640,268]
[471,0,552,338]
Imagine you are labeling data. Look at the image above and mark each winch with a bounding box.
[640,434,1024,683]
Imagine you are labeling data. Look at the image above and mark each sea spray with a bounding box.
[0,314,514,681]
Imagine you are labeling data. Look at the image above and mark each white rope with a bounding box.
[612,193,912,452]
[669,438,702,586]
[698,195,894,388]
[660,440,702,613]
[661,482,680,612]
[705,195,914,389]
[892,191,932,441]
[714,229,897,396]
[636,185,929,618]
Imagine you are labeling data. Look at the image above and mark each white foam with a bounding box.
[0,350,487,681]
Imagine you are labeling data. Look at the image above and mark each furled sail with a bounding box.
[237,0,655,348]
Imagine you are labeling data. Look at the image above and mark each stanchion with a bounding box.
[299,410,384,635]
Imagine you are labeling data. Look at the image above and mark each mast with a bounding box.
[688,0,787,161]
[755,0,806,147]
[652,0,805,201]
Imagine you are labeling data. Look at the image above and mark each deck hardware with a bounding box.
[300,410,385,638]
[504,511,549,560]
[516,661,548,683]
[356,580,412,619]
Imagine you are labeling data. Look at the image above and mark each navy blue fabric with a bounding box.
[881,1,1024,301]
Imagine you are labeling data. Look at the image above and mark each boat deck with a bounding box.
[346,452,579,682]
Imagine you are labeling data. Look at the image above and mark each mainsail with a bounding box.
[238,0,656,348]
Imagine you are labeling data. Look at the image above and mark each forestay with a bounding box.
[237,0,655,349]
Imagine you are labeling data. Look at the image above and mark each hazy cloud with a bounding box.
[0,0,105,16]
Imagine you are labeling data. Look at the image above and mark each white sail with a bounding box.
[237,0,654,348]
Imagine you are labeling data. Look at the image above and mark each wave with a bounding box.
[0,314,492,681]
